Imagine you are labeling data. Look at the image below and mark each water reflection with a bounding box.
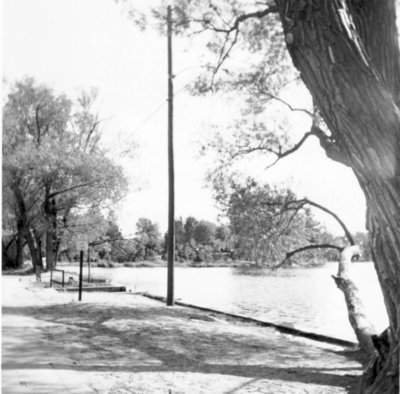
[233,266,300,277]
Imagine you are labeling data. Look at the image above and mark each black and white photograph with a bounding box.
[2,1,399,393]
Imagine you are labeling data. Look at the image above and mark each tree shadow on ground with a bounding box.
[3,302,362,392]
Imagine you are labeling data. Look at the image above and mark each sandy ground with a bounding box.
[2,273,364,393]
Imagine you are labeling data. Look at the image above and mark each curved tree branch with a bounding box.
[181,6,278,33]
[231,130,315,168]
[48,180,98,199]
[273,243,343,269]
[227,6,279,32]
[272,197,355,269]
[258,90,314,117]
[296,199,355,245]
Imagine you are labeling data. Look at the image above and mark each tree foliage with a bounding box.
[2,78,128,269]
[215,177,325,265]
[134,218,162,260]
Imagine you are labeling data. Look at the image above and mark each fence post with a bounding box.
[78,251,84,301]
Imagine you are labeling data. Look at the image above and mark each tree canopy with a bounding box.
[2,77,128,270]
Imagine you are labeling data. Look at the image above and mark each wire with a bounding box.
[111,83,191,161]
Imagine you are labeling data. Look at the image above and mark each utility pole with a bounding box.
[166,4,175,306]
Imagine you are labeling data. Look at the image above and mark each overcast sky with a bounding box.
[2,0,367,236]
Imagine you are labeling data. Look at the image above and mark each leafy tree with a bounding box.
[165,217,232,263]
[172,217,197,261]
[218,177,324,266]
[134,218,162,260]
[214,224,233,252]
[183,216,198,243]
[3,78,128,270]
[193,220,216,245]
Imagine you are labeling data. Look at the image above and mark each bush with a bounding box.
[108,262,121,268]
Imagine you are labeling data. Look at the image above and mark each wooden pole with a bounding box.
[87,248,91,283]
[166,4,175,306]
[78,250,84,301]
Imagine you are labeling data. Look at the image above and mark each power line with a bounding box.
[111,83,191,162]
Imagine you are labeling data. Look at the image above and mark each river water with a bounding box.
[73,262,389,342]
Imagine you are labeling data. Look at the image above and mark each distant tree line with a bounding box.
[50,196,370,267]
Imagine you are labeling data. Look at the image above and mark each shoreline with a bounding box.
[3,259,373,274]
[2,274,363,393]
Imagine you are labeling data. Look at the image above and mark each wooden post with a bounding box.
[166,4,175,306]
[87,248,91,283]
[78,250,84,301]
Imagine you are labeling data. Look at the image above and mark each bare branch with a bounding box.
[273,243,343,270]
[231,130,315,169]
[228,6,278,33]
[294,199,355,245]
[84,115,101,152]
[89,237,134,247]
[211,29,239,86]
[276,131,314,159]
[35,104,42,145]
[181,6,278,33]
[48,180,97,199]
[259,90,314,117]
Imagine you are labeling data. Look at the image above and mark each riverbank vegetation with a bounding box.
[4,204,370,270]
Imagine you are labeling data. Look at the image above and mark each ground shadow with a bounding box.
[3,301,362,392]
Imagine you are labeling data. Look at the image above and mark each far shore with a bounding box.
[2,258,373,277]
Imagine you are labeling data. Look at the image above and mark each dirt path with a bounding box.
[2,275,363,393]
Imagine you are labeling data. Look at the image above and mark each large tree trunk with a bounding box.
[2,240,14,269]
[275,1,400,391]
[15,220,24,269]
[12,182,42,270]
[44,187,57,270]
[2,222,24,270]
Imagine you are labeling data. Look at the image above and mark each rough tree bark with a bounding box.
[15,220,24,269]
[44,187,56,270]
[11,183,42,270]
[2,241,12,269]
[333,245,377,357]
[275,1,400,392]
